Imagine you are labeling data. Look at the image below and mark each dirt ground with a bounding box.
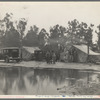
[58,83,100,95]
[0,60,100,71]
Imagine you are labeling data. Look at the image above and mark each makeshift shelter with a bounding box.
[61,44,100,63]
[72,45,100,63]
[22,46,40,60]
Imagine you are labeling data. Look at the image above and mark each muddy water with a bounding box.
[0,67,99,95]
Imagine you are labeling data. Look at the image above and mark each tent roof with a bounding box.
[23,46,40,53]
[73,45,100,55]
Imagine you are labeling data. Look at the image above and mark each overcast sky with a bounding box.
[0,2,100,43]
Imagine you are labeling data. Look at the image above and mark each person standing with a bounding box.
[52,51,56,64]
[73,49,77,62]
[46,51,50,64]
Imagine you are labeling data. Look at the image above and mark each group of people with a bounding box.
[45,48,78,64]
[45,51,56,64]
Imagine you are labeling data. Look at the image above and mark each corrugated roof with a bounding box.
[73,45,100,55]
[23,46,40,53]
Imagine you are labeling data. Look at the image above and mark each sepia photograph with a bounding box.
[0,1,100,96]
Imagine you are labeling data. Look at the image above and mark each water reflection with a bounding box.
[0,67,99,95]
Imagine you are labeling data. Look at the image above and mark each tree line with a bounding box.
[0,13,100,53]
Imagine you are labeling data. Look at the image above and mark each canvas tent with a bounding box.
[22,46,40,60]
[73,45,100,56]
[61,44,100,63]
[72,45,100,63]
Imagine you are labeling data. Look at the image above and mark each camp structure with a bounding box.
[61,44,100,63]
[22,46,40,61]
[0,46,41,62]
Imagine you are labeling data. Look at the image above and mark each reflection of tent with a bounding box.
[22,46,40,60]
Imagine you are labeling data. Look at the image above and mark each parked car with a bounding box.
[0,47,21,63]
[34,50,45,61]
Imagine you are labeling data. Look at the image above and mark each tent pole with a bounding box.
[20,33,23,61]
[87,42,89,62]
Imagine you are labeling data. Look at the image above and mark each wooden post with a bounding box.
[87,42,89,62]
[20,32,23,60]
[87,72,89,84]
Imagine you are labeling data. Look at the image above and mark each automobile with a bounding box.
[0,47,21,63]
[34,50,45,61]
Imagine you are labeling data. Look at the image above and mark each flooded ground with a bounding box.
[0,66,100,95]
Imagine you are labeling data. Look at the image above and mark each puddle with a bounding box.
[0,67,99,95]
